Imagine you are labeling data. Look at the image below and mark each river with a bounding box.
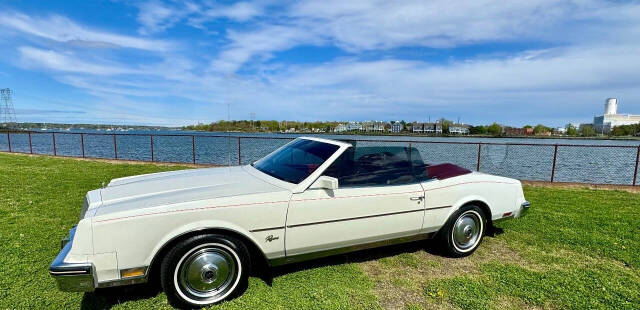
[2,129,639,185]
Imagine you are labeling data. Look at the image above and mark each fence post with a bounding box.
[237,137,242,165]
[192,135,196,164]
[28,132,33,154]
[80,133,85,158]
[7,132,11,152]
[150,135,154,162]
[52,132,57,156]
[633,145,640,186]
[476,144,482,171]
[551,144,558,182]
[113,134,118,159]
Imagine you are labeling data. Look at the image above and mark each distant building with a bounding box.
[346,121,362,131]
[334,124,347,132]
[449,124,471,134]
[390,121,403,133]
[505,127,534,136]
[593,98,640,134]
[555,127,567,135]
[412,122,424,133]
[435,123,443,134]
[362,121,385,132]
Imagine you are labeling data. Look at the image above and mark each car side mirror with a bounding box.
[310,176,339,190]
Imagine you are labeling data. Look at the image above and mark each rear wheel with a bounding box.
[160,234,250,308]
[437,205,486,257]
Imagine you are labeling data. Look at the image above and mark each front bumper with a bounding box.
[49,226,96,292]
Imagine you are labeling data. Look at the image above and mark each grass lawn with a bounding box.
[0,152,638,309]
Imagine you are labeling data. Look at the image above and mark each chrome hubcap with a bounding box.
[179,247,237,298]
[452,211,482,251]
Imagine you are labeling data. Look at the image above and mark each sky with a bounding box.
[0,0,639,127]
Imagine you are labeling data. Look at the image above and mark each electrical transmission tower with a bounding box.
[0,88,17,127]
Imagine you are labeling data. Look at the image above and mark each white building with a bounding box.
[334,124,347,132]
[346,121,362,131]
[390,121,403,133]
[593,98,640,134]
[362,121,385,132]
[449,124,470,134]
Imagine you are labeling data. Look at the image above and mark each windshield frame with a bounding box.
[251,137,347,187]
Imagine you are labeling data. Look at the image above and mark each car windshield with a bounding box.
[252,139,340,184]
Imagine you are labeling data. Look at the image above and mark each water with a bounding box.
[1,129,639,185]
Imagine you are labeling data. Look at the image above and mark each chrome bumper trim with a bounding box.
[97,275,148,289]
[49,226,96,292]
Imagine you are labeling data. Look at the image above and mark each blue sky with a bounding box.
[0,0,639,127]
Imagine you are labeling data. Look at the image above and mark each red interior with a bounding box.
[426,163,472,180]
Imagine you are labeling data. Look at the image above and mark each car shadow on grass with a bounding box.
[267,226,505,282]
[80,282,162,309]
[79,230,505,308]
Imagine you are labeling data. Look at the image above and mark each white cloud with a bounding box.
[210,24,323,72]
[0,12,172,51]
[134,1,263,34]
[200,2,263,22]
[18,46,142,75]
[208,0,640,72]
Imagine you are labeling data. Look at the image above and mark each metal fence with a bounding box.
[1,131,639,186]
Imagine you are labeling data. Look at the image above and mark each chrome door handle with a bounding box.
[410,196,425,201]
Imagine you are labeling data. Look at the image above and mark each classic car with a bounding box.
[50,137,529,308]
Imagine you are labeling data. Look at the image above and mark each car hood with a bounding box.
[94,166,287,215]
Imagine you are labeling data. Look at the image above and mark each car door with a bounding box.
[285,146,426,257]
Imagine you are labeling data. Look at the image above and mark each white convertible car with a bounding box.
[50,137,529,308]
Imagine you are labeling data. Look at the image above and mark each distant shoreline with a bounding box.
[185,129,640,141]
[5,127,639,141]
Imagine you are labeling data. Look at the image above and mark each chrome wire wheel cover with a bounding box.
[174,243,241,305]
[451,210,483,253]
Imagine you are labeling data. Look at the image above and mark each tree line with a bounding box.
[184,120,640,137]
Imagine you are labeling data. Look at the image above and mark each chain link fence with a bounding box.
[1,131,639,186]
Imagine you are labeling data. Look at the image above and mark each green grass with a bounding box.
[1,152,638,309]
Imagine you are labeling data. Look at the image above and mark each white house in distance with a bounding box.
[593,98,640,134]
[390,121,403,133]
[449,124,471,134]
[362,121,385,132]
[346,121,362,131]
[413,122,444,134]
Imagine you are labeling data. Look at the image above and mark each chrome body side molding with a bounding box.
[268,232,435,266]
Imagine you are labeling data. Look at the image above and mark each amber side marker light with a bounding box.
[121,267,145,278]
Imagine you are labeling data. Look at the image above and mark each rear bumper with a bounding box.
[494,201,530,223]
[518,201,530,217]
[49,226,96,292]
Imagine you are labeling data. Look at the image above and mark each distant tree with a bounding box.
[533,124,551,135]
[438,118,453,134]
[470,125,487,135]
[580,125,596,137]
[566,124,578,136]
[523,125,533,129]
[487,123,502,136]
[611,124,639,136]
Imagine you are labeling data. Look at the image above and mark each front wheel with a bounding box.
[437,205,486,257]
[160,234,250,309]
